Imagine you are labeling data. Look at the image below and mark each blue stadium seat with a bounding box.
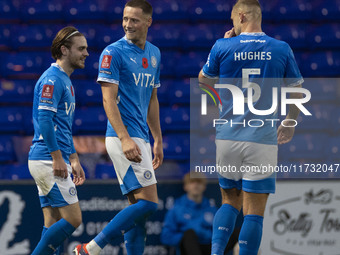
[149,0,187,21]
[163,133,189,160]
[330,107,340,133]
[147,24,180,48]
[327,135,340,161]
[0,0,19,22]
[19,0,64,21]
[0,136,16,163]
[73,107,107,134]
[73,80,102,106]
[0,25,12,51]
[263,24,307,50]
[11,24,63,50]
[312,0,340,21]
[180,24,216,49]
[262,0,312,21]
[157,79,190,105]
[160,106,189,131]
[174,52,208,77]
[305,79,338,102]
[1,164,31,180]
[0,107,25,133]
[296,104,334,132]
[189,0,233,21]
[307,24,340,49]
[300,51,340,77]
[278,134,329,161]
[95,163,116,179]
[159,51,176,77]
[0,79,34,104]
[73,51,100,78]
[95,25,125,50]
[76,24,103,50]
[0,51,52,78]
[64,0,107,22]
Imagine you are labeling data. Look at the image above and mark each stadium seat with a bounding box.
[327,135,340,161]
[157,79,190,105]
[95,25,125,50]
[307,24,340,49]
[73,106,107,134]
[180,24,216,49]
[174,52,208,77]
[278,133,329,161]
[300,51,340,77]
[149,0,188,21]
[1,164,31,180]
[64,0,107,22]
[73,79,102,106]
[75,24,103,50]
[95,163,116,179]
[147,24,180,48]
[305,78,338,102]
[159,51,176,77]
[0,107,25,133]
[0,0,19,22]
[262,0,312,21]
[0,79,34,104]
[0,51,52,79]
[0,25,12,51]
[163,133,189,160]
[0,136,16,163]
[19,0,64,21]
[189,0,233,21]
[160,106,189,131]
[263,24,307,50]
[296,104,334,132]
[330,107,340,133]
[312,0,340,21]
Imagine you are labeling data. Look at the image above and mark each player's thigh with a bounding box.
[241,142,277,194]
[42,206,61,227]
[242,191,269,216]
[58,202,82,228]
[127,184,158,204]
[220,187,243,211]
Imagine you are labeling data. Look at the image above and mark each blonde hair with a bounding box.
[233,0,262,22]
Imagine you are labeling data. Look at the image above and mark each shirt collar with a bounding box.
[240,32,266,36]
[51,63,67,74]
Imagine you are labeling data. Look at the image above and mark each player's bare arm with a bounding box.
[69,153,85,186]
[100,81,142,163]
[198,70,218,88]
[147,88,163,170]
[277,84,303,145]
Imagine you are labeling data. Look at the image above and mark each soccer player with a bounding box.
[28,26,88,255]
[74,1,163,254]
[198,1,304,255]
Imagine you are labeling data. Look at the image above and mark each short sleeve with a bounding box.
[284,45,304,87]
[38,77,64,113]
[97,46,122,85]
[202,41,220,78]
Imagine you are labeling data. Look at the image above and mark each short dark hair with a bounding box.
[51,26,84,60]
[125,0,153,16]
[233,0,262,11]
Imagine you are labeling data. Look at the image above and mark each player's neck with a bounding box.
[56,59,73,77]
[241,23,262,33]
[130,38,146,50]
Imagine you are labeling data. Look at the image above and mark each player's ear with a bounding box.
[147,16,152,27]
[60,45,68,56]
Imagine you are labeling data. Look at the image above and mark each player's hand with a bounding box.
[51,151,68,179]
[71,160,86,186]
[53,159,68,178]
[277,124,295,144]
[121,137,142,163]
[152,141,163,170]
[224,27,236,38]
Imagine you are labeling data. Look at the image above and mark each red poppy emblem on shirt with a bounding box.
[142,58,148,69]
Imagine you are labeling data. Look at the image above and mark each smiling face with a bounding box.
[66,35,89,70]
[122,6,151,48]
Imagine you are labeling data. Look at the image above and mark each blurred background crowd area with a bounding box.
[0,0,340,180]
